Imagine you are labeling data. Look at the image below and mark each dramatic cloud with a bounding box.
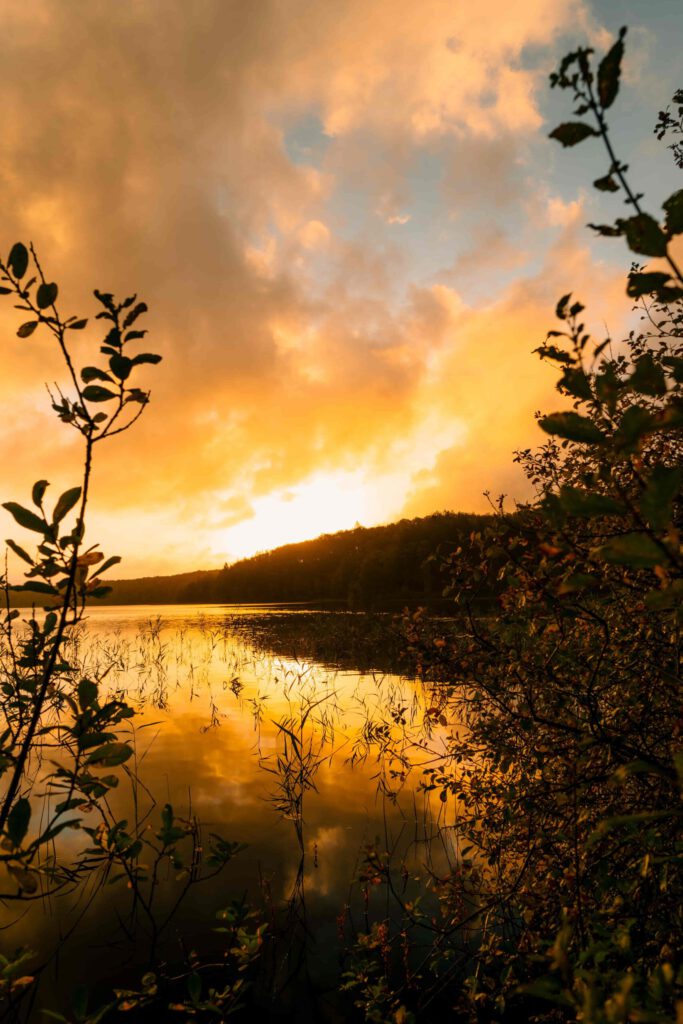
[0,0,651,575]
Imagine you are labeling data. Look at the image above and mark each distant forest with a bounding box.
[89,512,490,608]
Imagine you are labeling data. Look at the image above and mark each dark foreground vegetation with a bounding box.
[0,26,682,1024]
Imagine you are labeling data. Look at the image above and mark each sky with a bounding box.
[0,0,681,577]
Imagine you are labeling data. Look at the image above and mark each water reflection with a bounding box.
[4,605,455,1020]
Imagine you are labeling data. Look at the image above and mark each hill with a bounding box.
[8,512,491,609]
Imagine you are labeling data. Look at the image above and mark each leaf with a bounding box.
[31,485,53,518]
[593,173,619,192]
[5,539,33,565]
[614,406,656,450]
[640,465,681,531]
[617,214,668,258]
[130,352,162,366]
[7,865,38,894]
[557,572,597,596]
[17,321,38,339]
[81,366,113,384]
[548,122,599,147]
[97,555,122,576]
[557,486,624,518]
[588,222,623,237]
[663,188,683,236]
[16,581,58,596]
[78,678,99,711]
[593,533,666,569]
[86,742,134,767]
[7,798,30,847]
[8,243,28,279]
[559,367,593,401]
[187,973,202,1005]
[2,502,48,535]
[538,412,606,444]
[597,27,626,110]
[109,354,132,380]
[662,356,683,384]
[53,487,81,524]
[555,294,572,320]
[534,344,572,364]
[122,302,148,329]
[69,319,88,330]
[629,353,666,397]
[36,282,58,309]
[82,385,117,403]
[626,271,671,298]
[72,986,88,1021]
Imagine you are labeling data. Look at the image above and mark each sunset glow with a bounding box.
[1,1,680,576]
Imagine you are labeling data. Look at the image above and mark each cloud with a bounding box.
[0,0,632,577]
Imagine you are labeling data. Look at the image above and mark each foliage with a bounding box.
[347,28,683,1023]
[0,249,255,1021]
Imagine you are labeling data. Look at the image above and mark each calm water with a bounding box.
[6,605,457,1020]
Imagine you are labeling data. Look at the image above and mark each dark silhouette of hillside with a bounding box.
[8,512,491,608]
[184,512,488,608]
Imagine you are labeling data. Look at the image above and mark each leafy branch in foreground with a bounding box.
[346,27,683,1024]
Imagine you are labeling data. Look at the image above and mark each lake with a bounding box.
[5,604,459,1022]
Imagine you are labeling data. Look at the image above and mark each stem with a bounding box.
[584,75,683,284]
[0,435,94,834]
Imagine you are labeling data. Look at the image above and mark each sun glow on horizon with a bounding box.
[214,471,374,563]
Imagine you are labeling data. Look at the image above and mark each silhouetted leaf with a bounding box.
[663,188,683,235]
[86,742,133,767]
[81,366,113,384]
[2,502,48,535]
[97,555,121,576]
[549,122,598,147]
[597,27,626,109]
[559,368,593,401]
[588,223,623,237]
[187,973,201,1005]
[614,406,656,450]
[8,243,28,279]
[593,173,619,192]
[69,319,88,330]
[31,480,49,507]
[640,465,681,531]
[78,678,99,711]
[82,385,117,403]
[557,486,624,517]
[626,271,671,298]
[16,581,58,595]
[109,354,132,380]
[53,487,81,524]
[130,353,162,366]
[593,533,666,568]
[5,539,33,565]
[36,282,58,309]
[617,214,667,257]
[539,412,606,444]
[629,353,666,396]
[122,302,147,329]
[7,798,30,847]
[662,356,683,383]
[17,321,38,339]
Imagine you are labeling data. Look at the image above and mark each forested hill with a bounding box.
[182,512,489,607]
[8,512,490,608]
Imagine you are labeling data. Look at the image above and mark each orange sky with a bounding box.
[0,1,678,576]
